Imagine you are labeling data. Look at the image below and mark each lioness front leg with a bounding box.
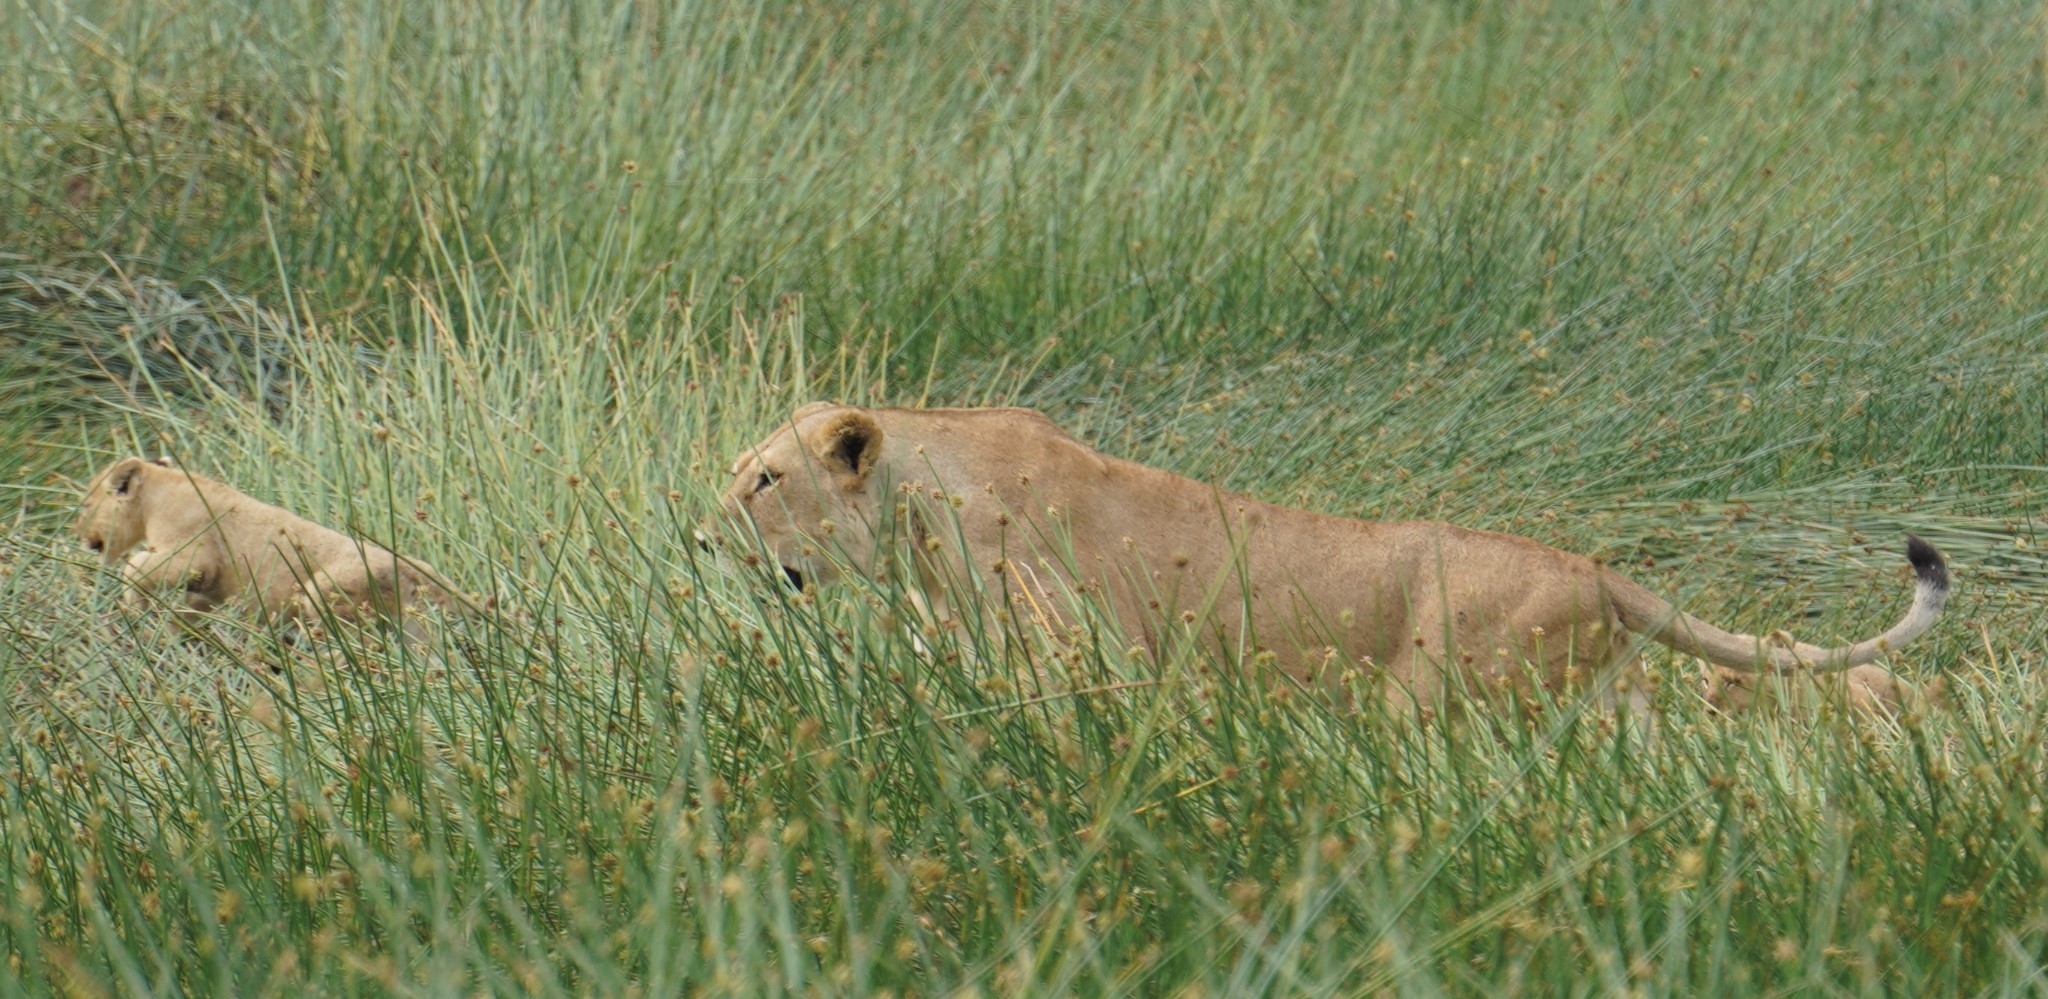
[120,546,222,624]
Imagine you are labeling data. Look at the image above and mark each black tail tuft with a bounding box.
[1905,534,1949,593]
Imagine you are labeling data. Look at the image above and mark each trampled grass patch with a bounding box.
[3,0,2047,994]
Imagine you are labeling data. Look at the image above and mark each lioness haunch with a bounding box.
[716,404,1947,712]
[74,456,472,631]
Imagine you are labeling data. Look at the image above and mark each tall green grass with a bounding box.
[8,0,2044,365]
[7,296,2045,996]
[4,0,2048,994]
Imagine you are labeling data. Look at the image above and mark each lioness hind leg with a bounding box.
[284,573,383,637]
[1600,635,1656,732]
[339,562,443,645]
[283,586,336,640]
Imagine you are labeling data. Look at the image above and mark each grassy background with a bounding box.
[4,0,2047,994]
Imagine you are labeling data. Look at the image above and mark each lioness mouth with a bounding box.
[781,565,805,590]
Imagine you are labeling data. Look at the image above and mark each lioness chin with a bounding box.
[715,404,1948,713]
[73,456,473,633]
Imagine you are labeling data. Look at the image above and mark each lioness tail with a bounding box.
[1604,535,1948,674]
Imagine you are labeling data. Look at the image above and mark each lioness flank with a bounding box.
[716,404,1948,711]
[74,456,472,630]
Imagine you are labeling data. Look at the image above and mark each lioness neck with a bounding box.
[141,465,246,536]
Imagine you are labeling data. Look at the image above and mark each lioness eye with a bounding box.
[754,470,780,493]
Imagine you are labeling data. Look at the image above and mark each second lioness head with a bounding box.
[73,455,180,565]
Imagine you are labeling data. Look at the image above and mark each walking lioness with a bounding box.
[715,404,1948,710]
[73,456,472,631]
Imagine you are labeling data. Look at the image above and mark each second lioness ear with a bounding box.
[108,457,147,496]
[804,410,884,484]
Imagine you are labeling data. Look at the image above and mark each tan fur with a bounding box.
[1702,663,1929,720]
[73,456,471,631]
[715,404,1948,712]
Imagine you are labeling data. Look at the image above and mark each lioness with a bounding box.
[1703,661,1930,720]
[73,456,472,631]
[715,404,1948,711]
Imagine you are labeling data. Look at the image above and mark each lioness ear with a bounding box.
[109,457,146,497]
[153,455,176,469]
[805,410,884,483]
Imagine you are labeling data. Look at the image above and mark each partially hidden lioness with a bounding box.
[715,404,1948,712]
[73,456,473,631]
[1703,661,1933,720]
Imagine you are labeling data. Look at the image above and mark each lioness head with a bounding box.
[718,404,886,589]
[73,456,178,564]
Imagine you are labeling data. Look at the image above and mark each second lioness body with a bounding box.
[74,456,469,629]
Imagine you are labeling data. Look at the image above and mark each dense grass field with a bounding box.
[4,0,2048,994]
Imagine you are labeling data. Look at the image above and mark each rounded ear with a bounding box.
[108,457,148,496]
[153,455,177,469]
[803,410,884,482]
